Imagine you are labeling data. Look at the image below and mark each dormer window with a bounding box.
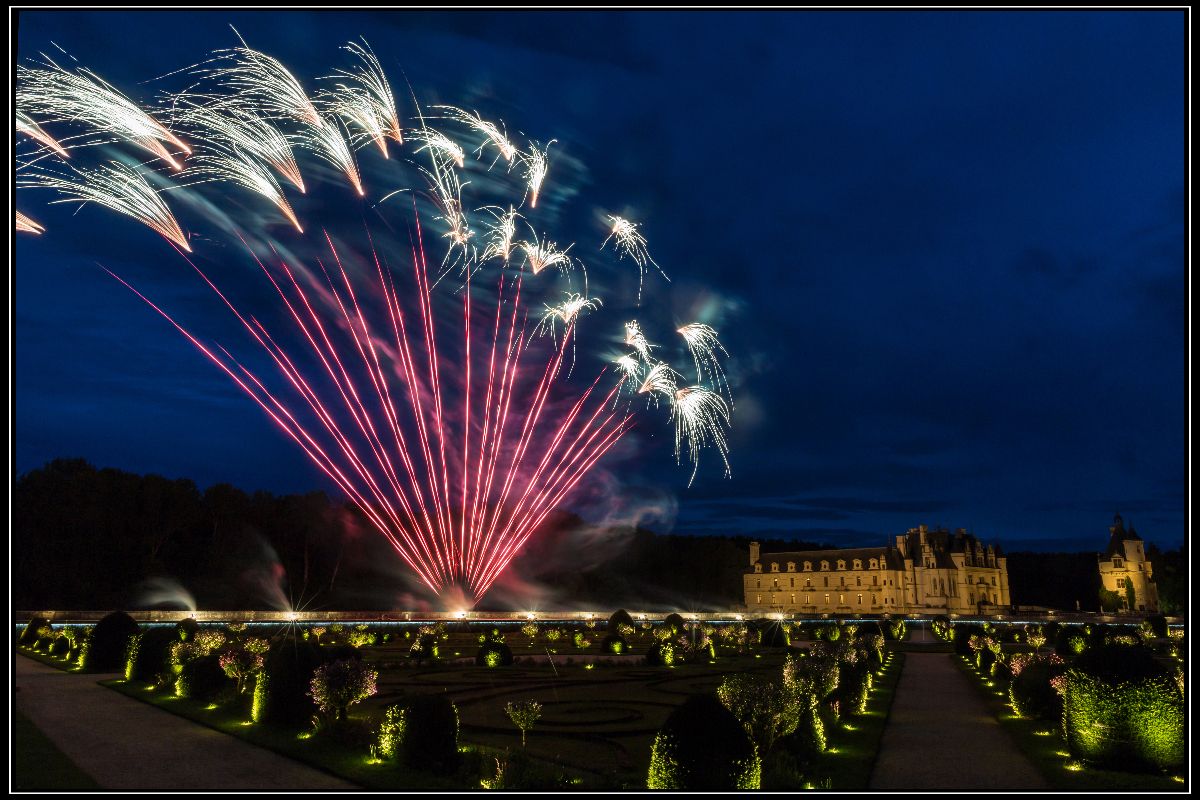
[754,564,763,573]
[1113,557,1123,568]
[837,560,846,570]
[869,559,878,570]
[820,560,830,571]
[853,559,863,570]
[803,561,812,572]
[770,562,780,573]
[786,562,796,572]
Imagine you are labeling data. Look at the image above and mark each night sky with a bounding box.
[14,11,1187,554]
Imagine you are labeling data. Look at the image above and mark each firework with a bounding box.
[16,210,45,234]
[16,38,737,605]
[18,160,190,251]
[672,386,731,487]
[436,106,517,164]
[16,111,70,159]
[17,61,190,170]
[185,149,303,232]
[601,215,668,303]
[172,101,305,192]
[521,139,554,209]
[678,322,731,402]
[320,39,402,154]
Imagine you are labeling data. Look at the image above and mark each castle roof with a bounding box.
[748,545,901,574]
[1105,513,1141,558]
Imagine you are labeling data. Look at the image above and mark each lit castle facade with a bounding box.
[1096,513,1159,613]
[744,524,1010,614]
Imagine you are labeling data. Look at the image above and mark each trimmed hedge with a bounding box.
[1009,661,1063,721]
[777,703,825,762]
[175,618,200,643]
[601,634,630,655]
[175,653,231,699]
[400,694,459,774]
[125,626,180,683]
[252,641,325,726]
[49,636,71,657]
[662,614,686,636]
[757,621,790,648]
[645,641,677,667]
[608,609,635,632]
[19,617,50,647]
[83,612,140,672]
[646,694,760,789]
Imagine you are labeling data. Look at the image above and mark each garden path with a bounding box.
[15,655,359,791]
[868,652,1049,790]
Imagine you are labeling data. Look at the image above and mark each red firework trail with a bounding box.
[111,220,632,604]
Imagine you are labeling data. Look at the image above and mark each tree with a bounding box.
[1124,581,1136,611]
[505,700,542,747]
[1098,587,1122,613]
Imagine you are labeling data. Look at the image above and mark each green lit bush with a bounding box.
[646,694,761,789]
[409,631,439,661]
[1060,644,1184,772]
[400,694,459,774]
[375,703,406,760]
[175,617,199,642]
[125,626,179,683]
[717,673,801,755]
[757,620,791,648]
[885,618,907,641]
[49,635,71,657]
[1054,627,1089,658]
[253,641,325,726]
[777,702,825,763]
[836,661,872,716]
[83,611,140,671]
[175,653,231,699]
[645,641,677,666]
[1145,615,1167,639]
[662,613,686,636]
[475,641,514,667]
[308,658,378,722]
[608,609,635,632]
[601,634,629,655]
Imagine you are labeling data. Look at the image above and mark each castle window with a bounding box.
[773,578,779,588]
[824,577,829,588]
[787,562,796,572]
[1113,558,1122,568]
[803,561,812,571]
[857,594,862,605]
[754,564,763,573]
[824,593,830,605]
[805,578,812,588]
[839,576,845,587]
[991,577,996,585]
[771,562,780,572]
[839,594,845,605]
[869,559,878,569]
[790,577,795,588]
[790,594,795,604]
[756,595,762,604]
[853,559,863,570]
[805,594,810,604]
[873,575,878,586]
[880,557,887,569]
[857,577,862,587]
[820,560,830,571]
[756,579,761,589]
[837,560,846,570]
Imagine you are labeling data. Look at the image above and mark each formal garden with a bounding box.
[17,611,910,790]
[937,615,1186,790]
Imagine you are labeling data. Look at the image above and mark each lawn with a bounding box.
[12,709,102,791]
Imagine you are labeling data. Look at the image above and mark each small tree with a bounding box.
[218,647,265,694]
[1124,582,1137,611]
[308,659,378,723]
[311,626,327,644]
[1098,588,1122,613]
[717,673,801,755]
[505,700,543,747]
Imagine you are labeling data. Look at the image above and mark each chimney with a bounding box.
[749,541,760,566]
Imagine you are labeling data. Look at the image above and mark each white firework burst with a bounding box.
[320,39,401,154]
[171,101,305,192]
[623,320,654,362]
[519,234,575,278]
[601,214,669,304]
[16,111,70,159]
[672,386,731,487]
[18,160,190,251]
[297,114,363,196]
[201,42,320,125]
[678,322,731,403]
[17,61,190,170]
[16,210,45,234]
[185,149,303,232]
[480,206,521,263]
[436,106,517,165]
[521,139,554,209]
[637,362,679,410]
[410,127,466,169]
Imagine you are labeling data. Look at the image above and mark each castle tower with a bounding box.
[1097,513,1159,613]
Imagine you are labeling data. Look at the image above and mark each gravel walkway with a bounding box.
[15,655,359,791]
[869,652,1049,791]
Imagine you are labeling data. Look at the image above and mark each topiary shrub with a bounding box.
[1054,627,1088,659]
[758,621,791,648]
[84,612,140,672]
[253,641,325,726]
[125,626,180,683]
[409,632,439,661]
[645,641,677,667]
[976,647,996,673]
[601,634,629,655]
[19,617,50,647]
[608,609,635,632]
[1145,614,1167,639]
[777,702,825,763]
[1009,659,1063,721]
[175,617,200,642]
[647,694,760,789]
[475,641,514,667]
[663,614,686,636]
[35,627,57,651]
[836,661,871,716]
[401,694,459,774]
[175,653,231,699]
[1060,644,1184,772]
[308,658,378,722]
[952,624,980,656]
[49,635,71,657]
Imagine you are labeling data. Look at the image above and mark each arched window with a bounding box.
[756,595,762,604]
[773,578,779,588]
[857,594,862,605]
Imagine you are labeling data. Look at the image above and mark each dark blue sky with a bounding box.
[15,11,1187,553]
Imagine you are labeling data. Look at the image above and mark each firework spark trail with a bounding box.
[601,215,669,304]
[672,386,731,487]
[435,106,517,165]
[678,322,731,403]
[17,61,191,169]
[171,102,305,191]
[480,206,520,263]
[202,43,321,125]
[623,320,654,362]
[185,149,303,231]
[638,361,678,408]
[18,160,190,251]
[16,210,45,234]
[521,139,554,208]
[16,111,70,159]
[299,115,364,196]
[320,39,402,154]
[410,127,466,169]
